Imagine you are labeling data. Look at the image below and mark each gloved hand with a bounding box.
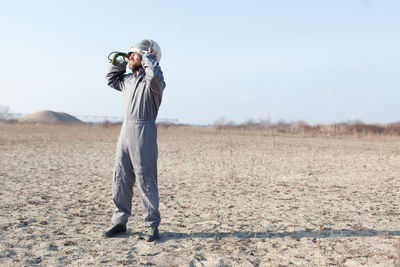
[141,47,156,57]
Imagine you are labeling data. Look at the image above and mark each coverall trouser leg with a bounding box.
[111,136,161,227]
[112,150,135,225]
[136,169,160,227]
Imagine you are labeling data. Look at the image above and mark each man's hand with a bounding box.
[141,47,156,57]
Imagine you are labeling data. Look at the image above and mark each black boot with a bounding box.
[144,226,159,242]
[103,224,127,238]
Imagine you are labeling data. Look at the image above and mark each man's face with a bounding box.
[127,52,142,71]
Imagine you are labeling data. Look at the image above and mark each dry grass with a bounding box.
[213,119,400,136]
[4,118,400,136]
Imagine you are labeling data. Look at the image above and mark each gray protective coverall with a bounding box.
[106,52,165,227]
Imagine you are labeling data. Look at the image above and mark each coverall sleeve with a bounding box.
[106,59,128,92]
[141,52,166,96]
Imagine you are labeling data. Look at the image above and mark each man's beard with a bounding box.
[130,62,142,72]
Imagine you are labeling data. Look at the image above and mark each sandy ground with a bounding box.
[0,122,399,266]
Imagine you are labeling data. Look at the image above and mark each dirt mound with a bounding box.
[18,110,81,123]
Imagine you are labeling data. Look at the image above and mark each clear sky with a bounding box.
[0,0,399,125]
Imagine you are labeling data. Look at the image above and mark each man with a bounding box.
[104,39,165,242]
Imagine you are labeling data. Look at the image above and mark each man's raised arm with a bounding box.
[106,60,128,92]
[141,52,166,96]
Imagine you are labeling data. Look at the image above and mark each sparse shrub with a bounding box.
[213,118,236,130]
[259,118,272,128]
[386,122,400,135]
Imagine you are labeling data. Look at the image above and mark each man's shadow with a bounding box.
[152,229,400,243]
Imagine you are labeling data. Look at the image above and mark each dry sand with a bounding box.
[0,122,399,266]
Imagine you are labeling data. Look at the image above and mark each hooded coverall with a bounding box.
[106,52,165,227]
